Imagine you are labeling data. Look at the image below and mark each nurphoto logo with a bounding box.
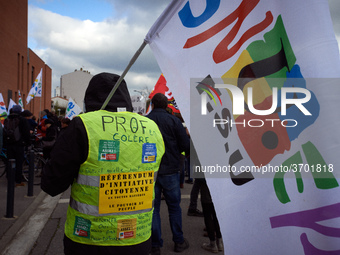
[200,83,312,128]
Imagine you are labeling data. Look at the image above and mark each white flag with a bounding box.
[0,93,7,121]
[26,68,43,104]
[146,1,340,254]
[7,99,17,115]
[18,90,24,110]
[65,97,82,120]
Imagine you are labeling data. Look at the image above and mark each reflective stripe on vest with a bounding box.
[64,110,165,246]
[70,172,158,216]
[70,197,154,217]
[76,172,158,188]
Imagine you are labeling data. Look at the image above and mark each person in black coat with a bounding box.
[42,73,163,255]
[147,93,190,253]
[3,105,30,186]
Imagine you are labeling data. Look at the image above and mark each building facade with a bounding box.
[51,96,69,116]
[60,69,93,111]
[0,0,52,119]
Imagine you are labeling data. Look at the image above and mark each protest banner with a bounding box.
[145,0,340,253]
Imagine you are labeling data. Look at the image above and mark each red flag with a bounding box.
[148,74,180,114]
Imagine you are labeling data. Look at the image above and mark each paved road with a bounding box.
[0,175,222,255]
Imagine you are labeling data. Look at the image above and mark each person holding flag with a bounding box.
[42,73,165,255]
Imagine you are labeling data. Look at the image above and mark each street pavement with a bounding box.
[0,174,222,255]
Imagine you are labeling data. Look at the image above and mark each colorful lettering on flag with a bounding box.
[221,16,321,167]
[65,97,82,120]
[146,0,340,254]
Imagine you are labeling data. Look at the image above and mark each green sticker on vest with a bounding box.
[142,143,157,163]
[73,216,91,238]
[98,140,120,161]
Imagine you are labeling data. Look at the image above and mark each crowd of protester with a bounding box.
[2,107,71,186]
[2,76,223,254]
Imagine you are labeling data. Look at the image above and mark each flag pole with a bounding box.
[39,95,42,118]
[39,69,42,119]
[101,40,147,110]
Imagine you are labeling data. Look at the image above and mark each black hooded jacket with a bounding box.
[147,108,189,175]
[41,73,133,196]
[3,112,31,146]
[42,73,156,253]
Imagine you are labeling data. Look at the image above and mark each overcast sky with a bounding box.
[28,0,340,97]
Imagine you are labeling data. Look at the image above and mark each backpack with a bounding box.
[4,117,21,143]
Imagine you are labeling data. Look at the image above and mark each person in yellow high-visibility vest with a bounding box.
[42,73,165,255]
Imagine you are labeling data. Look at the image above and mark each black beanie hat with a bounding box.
[84,73,133,113]
[22,109,33,117]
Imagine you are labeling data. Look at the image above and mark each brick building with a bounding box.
[0,0,52,119]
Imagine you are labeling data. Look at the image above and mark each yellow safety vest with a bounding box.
[64,110,164,246]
